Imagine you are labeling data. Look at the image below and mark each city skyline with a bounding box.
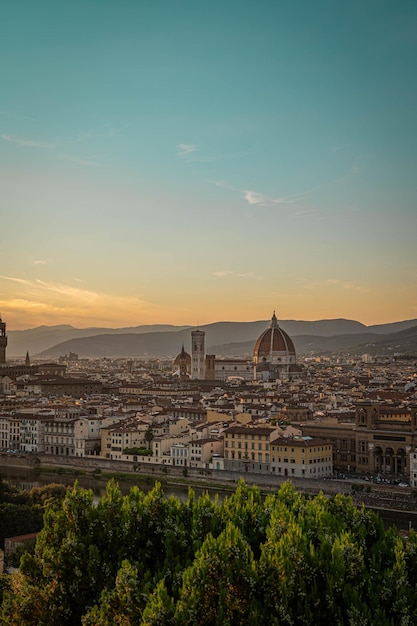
[1,1,417,330]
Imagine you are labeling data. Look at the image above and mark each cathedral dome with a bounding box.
[174,345,191,367]
[253,312,295,362]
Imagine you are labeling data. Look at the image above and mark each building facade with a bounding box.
[302,401,417,479]
[223,424,280,473]
[270,436,332,479]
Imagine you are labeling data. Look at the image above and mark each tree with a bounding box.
[144,427,154,447]
[175,522,258,625]
[3,479,417,625]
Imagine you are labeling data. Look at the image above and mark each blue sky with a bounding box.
[1,0,416,329]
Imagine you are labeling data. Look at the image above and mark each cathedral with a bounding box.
[253,311,299,382]
[174,312,300,383]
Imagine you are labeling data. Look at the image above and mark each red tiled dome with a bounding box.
[174,345,191,366]
[254,312,295,359]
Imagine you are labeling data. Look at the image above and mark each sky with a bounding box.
[1,0,417,330]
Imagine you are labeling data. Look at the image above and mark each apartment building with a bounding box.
[44,418,76,456]
[223,425,280,473]
[101,417,150,460]
[270,436,332,479]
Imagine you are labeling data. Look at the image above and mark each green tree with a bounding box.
[144,427,154,447]
[175,522,258,625]
[140,579,175,626]
[0,503,43,550]
[82,560,145,626]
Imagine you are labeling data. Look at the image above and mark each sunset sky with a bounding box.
[1,0,417,330]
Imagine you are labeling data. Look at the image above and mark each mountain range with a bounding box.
[6,318,417,359]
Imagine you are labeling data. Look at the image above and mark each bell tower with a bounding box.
[191,329,205,380]
[0,315,7,364]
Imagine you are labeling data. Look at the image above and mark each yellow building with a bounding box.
[224,424,280,473]
[270,436,333,479]
[101,417,150,460]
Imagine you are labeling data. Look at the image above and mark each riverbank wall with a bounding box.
[2,451,417,514]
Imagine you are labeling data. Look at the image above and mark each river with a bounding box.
[2,465,417,531]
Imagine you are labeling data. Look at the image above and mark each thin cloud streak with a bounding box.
[326,278,371,293]
[212,271,233,277]
[59,153,100,167]
[0,276,156,328]
[243,190,295,206]
[0,275,33,286]
[1,134,55,148]
[214,181,295,207]
[212,270,261,279]
[177,143,196,157]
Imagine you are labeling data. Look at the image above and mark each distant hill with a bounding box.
[29,318,417,359]
[7,324,192,357]
[211,325,417,358]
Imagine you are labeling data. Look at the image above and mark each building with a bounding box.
[270,436,332,479]
[44,417,76,456]
[19,414,47,453]
[173,345,192,380]
[4,533,38,563]
[35,375,102,398]
[223,424,280,473]
[188,437,223,469]
[191,329,205,380]
[0,315,7,364]
[100,416,150,460]
[253,312,298,382]
[74,417,103,457]
[301,401,417,478]
[205,356,253,382]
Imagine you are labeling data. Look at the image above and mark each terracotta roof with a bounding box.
[254,312,295,358]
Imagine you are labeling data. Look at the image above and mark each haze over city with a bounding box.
[1,1,416,330]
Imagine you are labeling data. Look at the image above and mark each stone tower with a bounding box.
[191,329,205,380]
[0,315,7,364]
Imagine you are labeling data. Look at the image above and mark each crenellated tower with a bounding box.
[0,314,7,364]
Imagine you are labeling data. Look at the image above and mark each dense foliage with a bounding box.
[0,477,67,550]
[123,448,153,456]
[2,479,417,625]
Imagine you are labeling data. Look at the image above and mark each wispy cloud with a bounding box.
[0,275,33,286]
[214,181,295,207]
[0,275,156,328]
[325,279,370,293]
[212,270,233,277]
[0,134,55,148]
[59,153,100,167]
[32,260,47,266]
[177,143,196,157]
[243,190,294,207]
[212,270,261,280]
